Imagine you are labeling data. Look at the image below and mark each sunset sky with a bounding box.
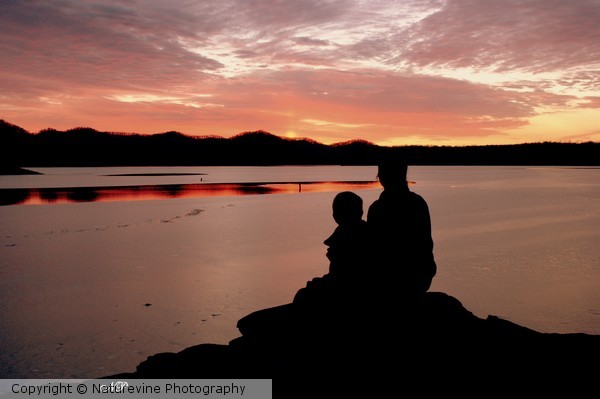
[1,0,599,146]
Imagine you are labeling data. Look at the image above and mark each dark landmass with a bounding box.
[105,292,599,391]
[0,165,42,175]
[2,119,599,167]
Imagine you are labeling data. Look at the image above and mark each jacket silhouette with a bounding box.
[367,158,437,296]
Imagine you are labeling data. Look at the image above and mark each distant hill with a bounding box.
[1,119,598,167]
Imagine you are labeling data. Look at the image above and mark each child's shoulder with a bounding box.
[336,220,368,240]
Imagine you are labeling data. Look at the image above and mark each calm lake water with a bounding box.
[0,165,599,378]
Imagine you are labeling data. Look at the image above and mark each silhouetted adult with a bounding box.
[367,157,437,297]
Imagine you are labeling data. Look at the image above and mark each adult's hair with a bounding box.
[377,157,408,191]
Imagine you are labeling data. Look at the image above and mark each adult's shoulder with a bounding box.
[366,195,383,221]
[408,190,426,200]
[407,191,430,208]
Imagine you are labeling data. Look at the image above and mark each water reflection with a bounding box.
[0,181,379,206]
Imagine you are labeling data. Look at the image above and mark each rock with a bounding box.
[105,292,599,391]
[0,166,41,175]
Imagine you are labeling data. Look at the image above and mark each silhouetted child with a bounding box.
[237,191,369,338]
[293,191,369,306]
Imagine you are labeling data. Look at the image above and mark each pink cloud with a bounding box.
[581,97,600,108]
[171,68,573,140]
[0,1,223,94]
[401,0,600,73]
[291,37,332,46]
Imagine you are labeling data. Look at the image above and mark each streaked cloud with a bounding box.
[301,119,375,129]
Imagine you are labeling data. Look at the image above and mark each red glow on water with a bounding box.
[0,181,380,206]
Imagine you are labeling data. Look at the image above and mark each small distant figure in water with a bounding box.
[367,157,437,296]
[293,191,369,306]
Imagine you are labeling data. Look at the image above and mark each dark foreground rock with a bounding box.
[0,166,41,175]
[106,292,598,392]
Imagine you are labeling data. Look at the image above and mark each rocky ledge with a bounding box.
[106,292,598,391]
[0,166,42,175]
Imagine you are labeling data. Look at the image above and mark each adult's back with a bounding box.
[367,159,437,297]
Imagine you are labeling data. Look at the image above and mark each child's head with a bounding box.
[332,191,363,226]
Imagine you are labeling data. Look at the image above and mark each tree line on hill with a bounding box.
[1,119,598,167]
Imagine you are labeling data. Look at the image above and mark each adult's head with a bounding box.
[332,191,363,226]
[377,157,408,192]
